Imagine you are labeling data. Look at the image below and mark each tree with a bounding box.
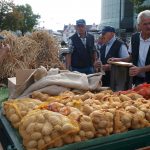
[130,0,150,13]
[0,1,40,34]
[2,7,24,31]
[0,0,14,29]
[15,4,40,34]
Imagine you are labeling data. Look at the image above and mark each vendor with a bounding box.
[109,10,150,86]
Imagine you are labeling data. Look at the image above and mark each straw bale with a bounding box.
[0,30,65,80]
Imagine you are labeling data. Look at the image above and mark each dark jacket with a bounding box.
[100,39,123,86]
[70,33,95,68]
[131,32,150,84]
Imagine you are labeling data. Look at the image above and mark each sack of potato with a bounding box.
[2,98,42,128]
[90,109,114,137]
[19,109,79,150]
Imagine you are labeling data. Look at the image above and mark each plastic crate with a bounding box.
[0,109,150,150]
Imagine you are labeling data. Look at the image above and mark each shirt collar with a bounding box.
[77,32,87,38]
[106,35,116,45]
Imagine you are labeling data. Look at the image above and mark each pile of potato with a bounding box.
[19,109,79,150]
[2,90,150,150]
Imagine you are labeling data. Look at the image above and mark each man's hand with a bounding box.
[129,66,142,76]
[107,57,122,63]
[102,64,111,71]
[94,60,102,69]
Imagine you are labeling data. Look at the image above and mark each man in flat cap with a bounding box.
[95,26,129,86]
[65,19,97,74]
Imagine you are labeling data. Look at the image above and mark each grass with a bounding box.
[0,87,9,107]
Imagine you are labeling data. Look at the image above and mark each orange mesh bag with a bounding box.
[90,109,114,137]
[2,98,42,128]
[19,109,79,150]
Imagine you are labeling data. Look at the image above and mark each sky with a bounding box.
[13,0,101,31]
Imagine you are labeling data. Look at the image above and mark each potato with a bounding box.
[26,123,36,133]
[42,122,53,135]
[44,136,52,143]
[22,116,36,129]
[34,123,43,132]
[37,139,45,149]
[30,132,42,140]
[9,114,20,123]
[27,140,37,149]
[62,123,75,133]
[36,114,45,123]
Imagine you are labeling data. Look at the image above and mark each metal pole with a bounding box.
[119,0,122,36]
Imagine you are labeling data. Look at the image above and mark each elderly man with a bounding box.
[65,19,97,74]
[97,26,129,86]
[110,10,150,86]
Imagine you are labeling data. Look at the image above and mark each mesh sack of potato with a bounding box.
[56,106,95,142]
[81,98,102,115]
[90,110,114,137]
[125,105,150,129]
[19,109,79,150]
[75,115,95,141]
[2,98,42,128]
[133,99,150,123]
[60,115,96,145]
[113,109,132,133]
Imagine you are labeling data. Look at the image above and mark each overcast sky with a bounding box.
[13,0,101,31]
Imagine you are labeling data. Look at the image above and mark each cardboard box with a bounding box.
[8,69,35,98]
[8,77,16,97]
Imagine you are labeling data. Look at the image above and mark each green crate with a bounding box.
[0,109,150,150]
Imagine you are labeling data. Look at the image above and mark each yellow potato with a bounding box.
[30,132,42,140]
[37,139,45,149]
[10,114,20,123]
[42,122,53,135]
[34,123,43,132]
[26,123,36,133]
[27,140,37,149]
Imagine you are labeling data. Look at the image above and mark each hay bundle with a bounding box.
[0,30,65,80]
[30,31,64,70]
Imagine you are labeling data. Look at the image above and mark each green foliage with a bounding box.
[0,0,14,29]
[0,1,40,34]
[0,87,8,107]
[130,0,150,13]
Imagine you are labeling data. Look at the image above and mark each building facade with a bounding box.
[100,0,134,32]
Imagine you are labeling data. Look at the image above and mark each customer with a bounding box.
[0,35,10,87]
[109,10,150,86]
[96,34,105,51]
[96,26,129,86]
[65,19,97,74]
[0,35,10,64]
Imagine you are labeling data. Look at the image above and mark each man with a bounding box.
[110,10,150,86]
[0,35,10,64]
[0,35,10,87]
[65,19,97,74]
[96,26,129,86]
